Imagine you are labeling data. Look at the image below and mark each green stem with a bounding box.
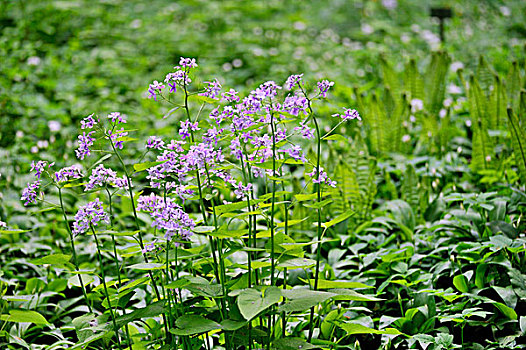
[91,226,123,350]
[57,187,92,313]
[105,187,132,347]
[109,141,170,341]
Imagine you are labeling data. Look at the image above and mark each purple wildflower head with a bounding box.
[85,164,117,191]
[148,80,165,101]
[81,114,98,130]
[284,74,303,90]
[30,160,53,179]
[21,180,41,206]
[294,122,314,139]
[146,136,165,150]
[332,108,361,121]
[55,165,83,183]
[179,120,199,140]
[221,89,240,103]
[308,167,336,188]
[107,128,128,149]
[107,112,127,124]
[179,57,198,69]
[75,131,95,160]
[200,79,222,100]
[72,198,110,235]
[137,194,195,241]
[317,80,335,98]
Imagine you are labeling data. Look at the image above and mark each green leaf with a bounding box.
[30,254,71,266]
[114,300,167,328]
[68,274,95,288]
[237,287,282,320]
[170,315,222,335]
[279,289,334,312]
[453,275,469,293]
[492,302,517,320]
[338,322,402,335]
[273,338,317,350]
[329,289,384,301]
[0,310,49,325]
[302,279,373,289]
[127,263,165,270]
[321,210,355,229]
[189,94,218,104]
[133,160,168,172]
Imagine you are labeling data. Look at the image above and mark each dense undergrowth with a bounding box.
[1,1,526,349]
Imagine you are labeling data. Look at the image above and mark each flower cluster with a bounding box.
[200,79,222,100]
[76,131,95,160]
[285,74,303,90]
[21,181,40,206]
[85,164,130,191]
[107,112,127,124]
[72,198,110,235]
[81,114,98,129]
[308,167,336,187]
[137,194,195,242]
[55,165,83,183]
[332,108,361,121]
[30,160,53,179]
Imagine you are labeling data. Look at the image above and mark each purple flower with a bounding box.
[179,120,199,140]
[81,114,98,130]
[142,241,158,254]
[113,176,132,190]
[200,79,222,100]
[280,145,306,162]
[221,89,240,103]
[234,182,253,199]
[294,122,314,139]
[317,80,334,98]
[55,165,83,183]
[137,194,195,241]
[284,74,303,90]
[107,112,127,124]
[30,160,53,179]
[85,164,117,190]
[107,128,128,149]
[252,81,281,100]
[179,57,198,69]
[146,136,165,150]
[75,131,95,160]
[73,198,110,235]
[332,108,361,121]
[148,80,165,101]
[21,181,41,206]
[282,94,308,116]
[307,167,336,188]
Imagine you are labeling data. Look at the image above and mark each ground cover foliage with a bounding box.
[1,0,526,349]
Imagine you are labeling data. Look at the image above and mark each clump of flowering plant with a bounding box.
[21,57,360,350]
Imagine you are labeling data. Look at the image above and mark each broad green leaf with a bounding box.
[237,287,282,320]
[278,258,316,269]
[0,310,49,325]
[321,210,355,229]
[279,289,334,312]
[115,300,167,328]
[127,263,165,270]
[133,160,168,172]
[453,275,469,293]
[30,254,71,266]
[310,279,373,289]
[273,338,317,350]
[329,289,383,301]
[68,274,95,288]
[170,315,222,335]
[338,322,402,335]
[493,302,517,320]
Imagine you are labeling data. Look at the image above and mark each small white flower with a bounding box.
[402,135,411,143]
[410,99,423,113]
